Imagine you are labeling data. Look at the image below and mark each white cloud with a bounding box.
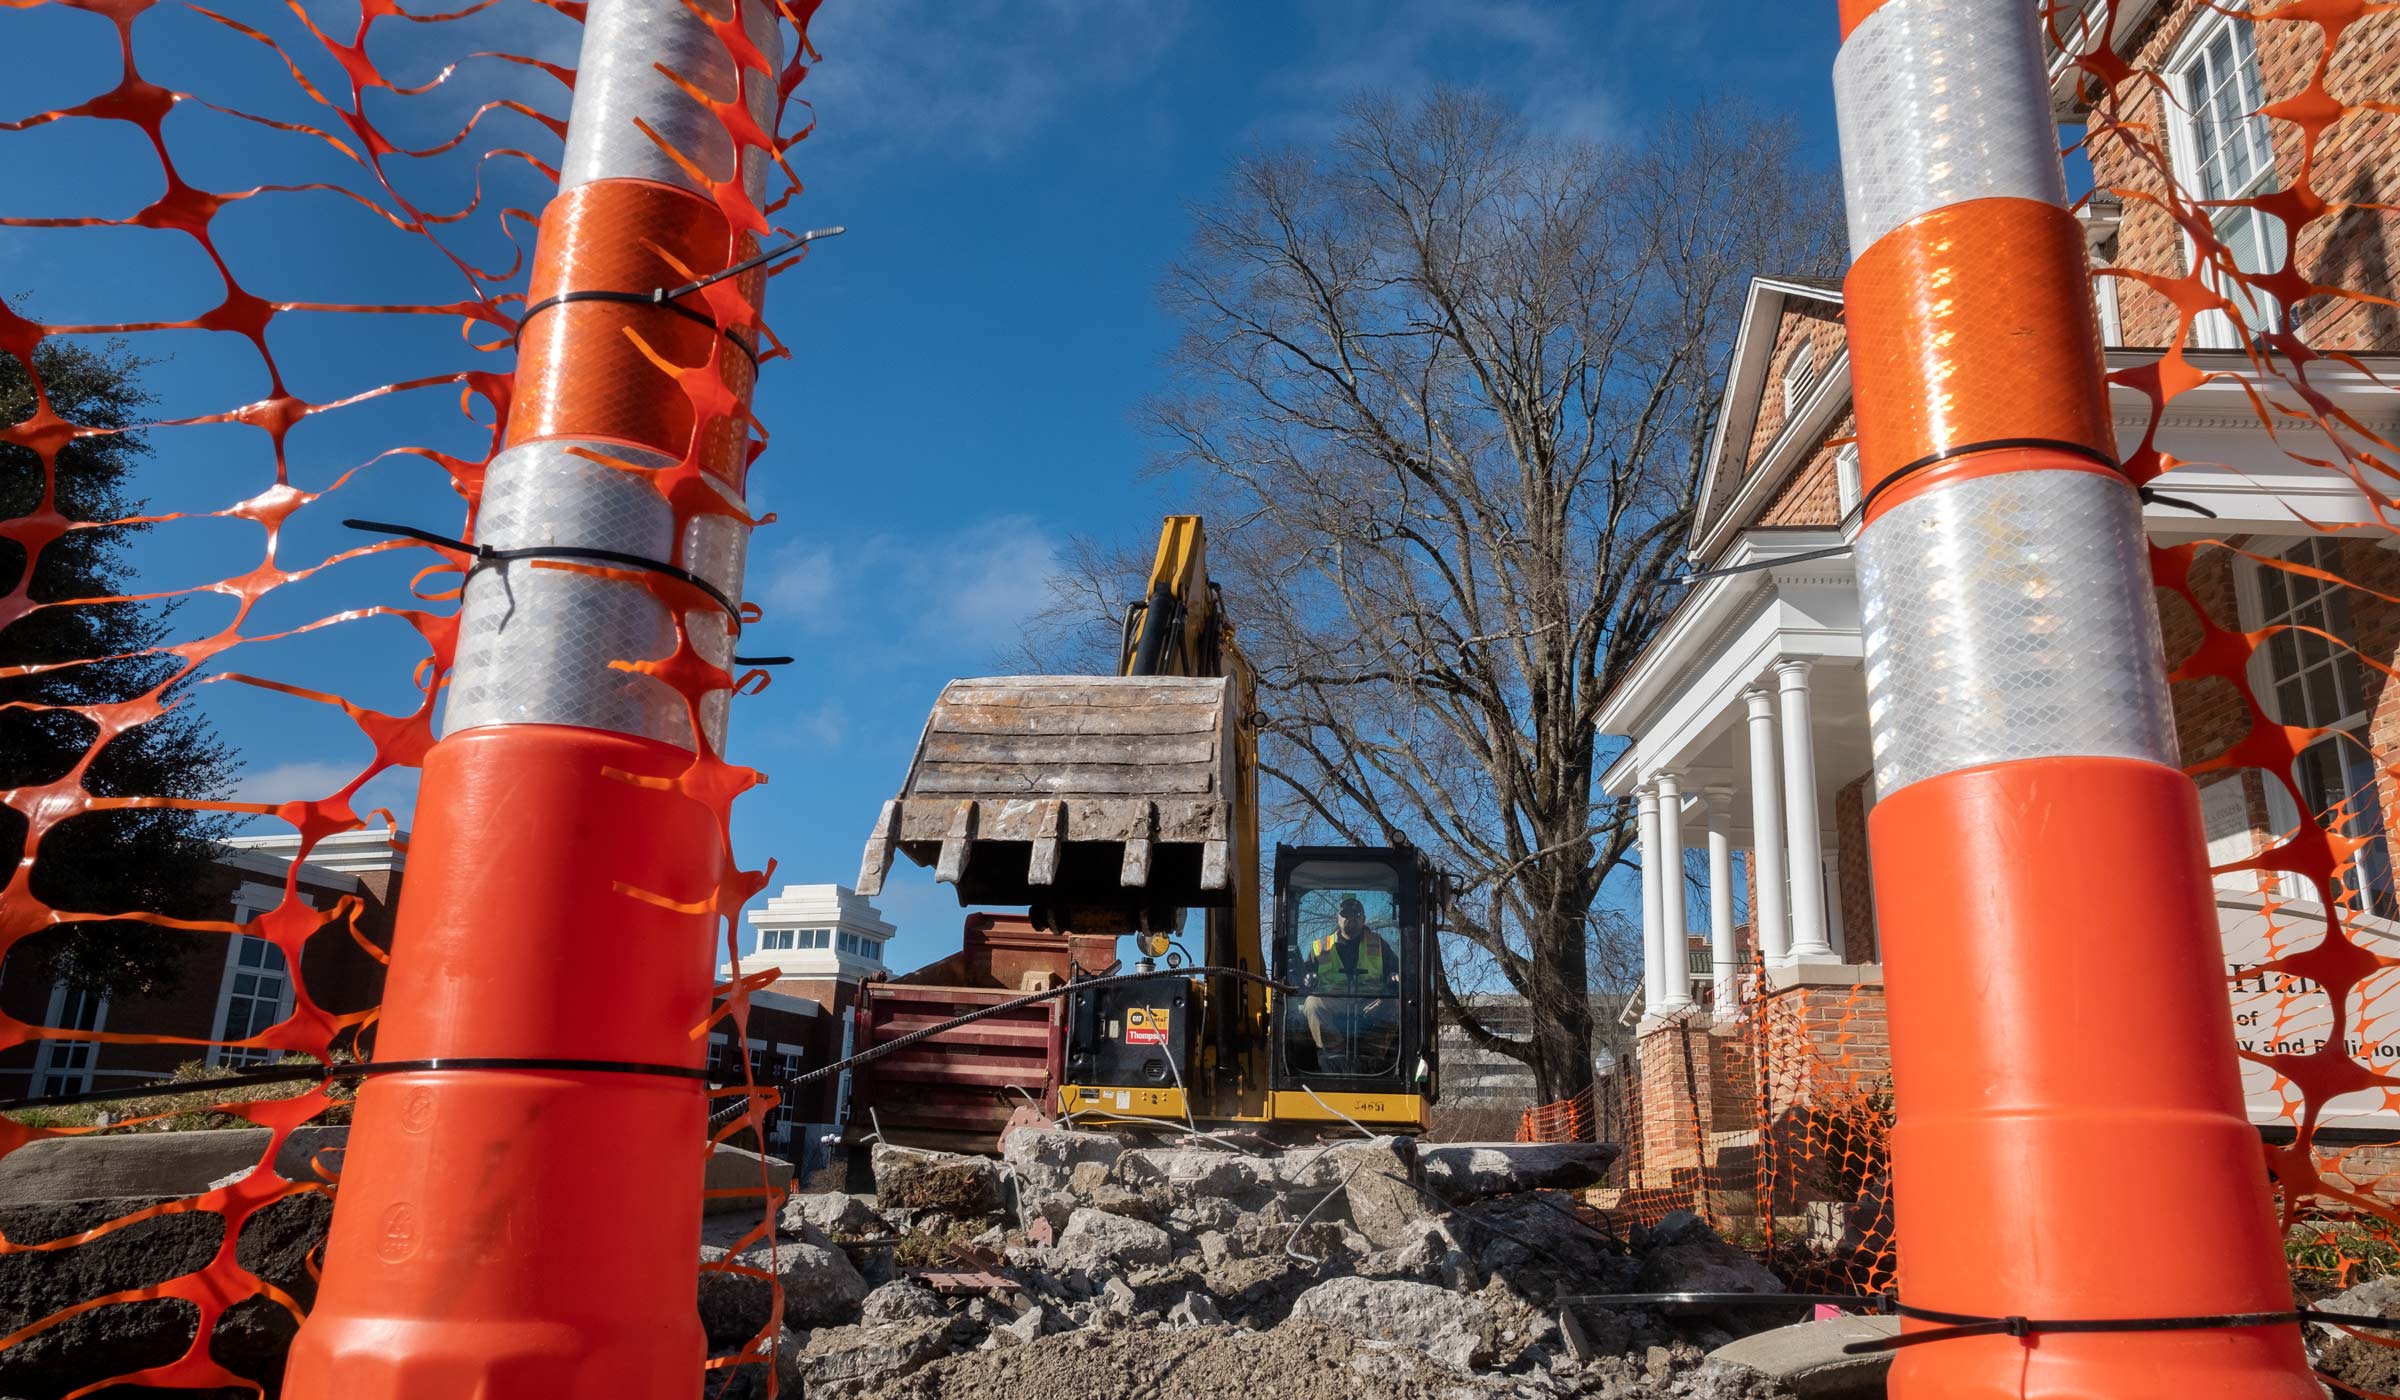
[802,0,1187,159]
[233,760,362,804]
[232,760,420,827]
[1261,0,1623,146]
[754,513,1062,657]
[762,545,838,623]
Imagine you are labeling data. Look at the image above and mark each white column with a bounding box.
[1656,772,1694,1013]
[1777,659,1837,963]
[1637,784,1665,1020]
[1743,688,1791,965]
[1705,784,1739,1011]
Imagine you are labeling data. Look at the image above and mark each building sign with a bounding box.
[2221,894,2400,1132]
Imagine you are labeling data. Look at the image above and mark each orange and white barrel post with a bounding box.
[284,1,780,1394]
[1829,2,2319,1396]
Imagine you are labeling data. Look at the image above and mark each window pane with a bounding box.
[2305,663,2342,726]
[2276,675,2306,723]
[2259,564,2289,616]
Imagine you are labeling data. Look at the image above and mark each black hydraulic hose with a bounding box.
[1127,580,1179,676]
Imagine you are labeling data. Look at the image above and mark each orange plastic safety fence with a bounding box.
[2052,4,2400,1391]
[0,1,825,1394]
[1516,1084,1593,1144]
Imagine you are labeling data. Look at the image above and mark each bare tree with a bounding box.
[1035,92,1840,1110]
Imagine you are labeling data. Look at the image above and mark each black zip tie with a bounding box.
[1558,1291,1892,1314]
[1554,1293,2400,1355]
[345,517,742,622]
[514,290,761,369]
[2140,485,2220,518]
[0,1054,754,1113]
[1859,436,2124,516]
[510,226,844,366]
[733,655,793,666]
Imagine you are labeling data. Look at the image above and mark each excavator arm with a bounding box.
[854,516,1267,1106]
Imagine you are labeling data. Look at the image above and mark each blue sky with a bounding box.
[1,0,1842,973]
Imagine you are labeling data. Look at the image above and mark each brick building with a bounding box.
[1593,0,2400,1198]
[3,840,849,1167]
[0,828,404,1099]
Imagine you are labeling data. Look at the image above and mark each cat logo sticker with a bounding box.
[1125,1006,1170,1046]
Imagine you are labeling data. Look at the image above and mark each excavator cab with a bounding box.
[1268,844,1443,1130]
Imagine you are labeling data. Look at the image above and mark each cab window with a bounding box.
[1282,860,1405,1079]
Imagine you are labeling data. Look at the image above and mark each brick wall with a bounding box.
[1630,1019,1751,1168]
[1743,304,1849,471]
[1833,778,1879,964]
[2084,1,2399,352]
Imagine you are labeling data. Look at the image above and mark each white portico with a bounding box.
[1597,270,2400,1036]
[1600,534,1870,1032]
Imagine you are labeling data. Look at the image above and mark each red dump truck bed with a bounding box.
[845,913,1116,1154]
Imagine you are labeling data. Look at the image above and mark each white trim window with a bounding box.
[1834,443,1862,519]
[768,1043,804,1145]
[209,883,299,1068]
[2164,6,2287,349]
[33,980,108,1097]
[1781,341,1821,416]
[2240,537,2396,916]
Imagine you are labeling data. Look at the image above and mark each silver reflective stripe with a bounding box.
[1833,0,2066,259]
[450,0,784,749]
[442,440,749,749]
[559,0,782,195]
[1857,469,2178,797]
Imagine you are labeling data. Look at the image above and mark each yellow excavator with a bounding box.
[855,516,1445,1135]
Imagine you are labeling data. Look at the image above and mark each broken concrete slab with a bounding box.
[1708,1314,1899,1398]
[1417,1141,1620,1204]
[0,1127,352,1204]
[703,1145,797,1216]
[1330,1138,1430,1249]
[1290,1275,1495,1372]
[1000,1128,1126,1196]
[790,1316,954,1395]
[1120,1147,1279,1207]
[1054,1208,1173,1272]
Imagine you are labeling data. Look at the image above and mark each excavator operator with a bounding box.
[1300,895,1401,1074]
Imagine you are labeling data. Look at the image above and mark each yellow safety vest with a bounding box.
[1307,934,1390,994]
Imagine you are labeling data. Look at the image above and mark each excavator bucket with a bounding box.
[856,675,1242,931]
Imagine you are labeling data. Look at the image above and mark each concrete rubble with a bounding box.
[0,1129,1850,1399]
[700,1129,1837,1400]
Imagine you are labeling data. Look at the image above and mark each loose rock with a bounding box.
[788,1190,883,1239]
[862,1279,952,1325]
[1055,1208,1173,1272]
